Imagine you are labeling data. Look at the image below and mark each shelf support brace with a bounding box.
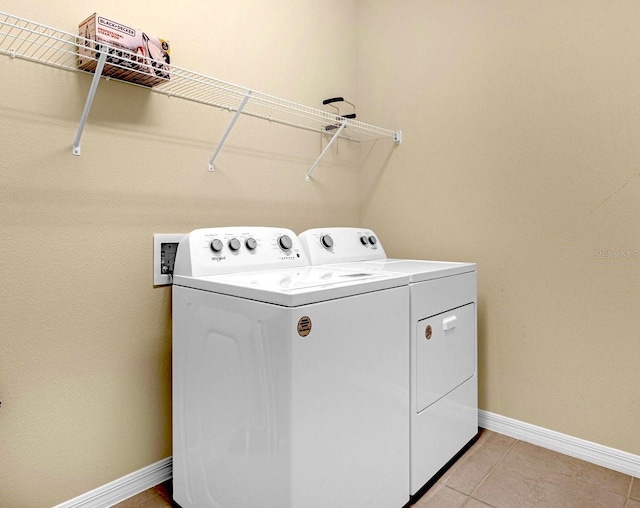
[208,91,252,171]
[72,48,108,156]
[305,121,347,181]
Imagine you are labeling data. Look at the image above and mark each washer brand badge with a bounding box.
[297,316,312,337]
[425,324,433,340]
[97,17,135,37]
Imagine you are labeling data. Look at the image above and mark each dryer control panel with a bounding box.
[174,227,308,277]
[299,227,386,265]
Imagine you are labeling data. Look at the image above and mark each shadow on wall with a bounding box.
[358,138,400,210]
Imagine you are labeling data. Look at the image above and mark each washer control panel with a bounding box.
[174,227,308,277]
[298,227,387,265]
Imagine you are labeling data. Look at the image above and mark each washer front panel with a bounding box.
[172,284,410,508]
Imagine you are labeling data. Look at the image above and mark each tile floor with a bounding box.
[114,429,640,508]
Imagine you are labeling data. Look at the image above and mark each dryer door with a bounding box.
[416,303,475,412]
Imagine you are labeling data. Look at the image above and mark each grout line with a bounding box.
[468,437,520,500]
[434,433,487,489]
[445,431,519,503]
[460,488,499,508]
[464,496,499,508]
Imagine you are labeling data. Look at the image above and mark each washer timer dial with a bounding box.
[278,235,293,251]
[320,235,334,249]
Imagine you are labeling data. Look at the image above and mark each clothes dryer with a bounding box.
[172,227,411,508]
[299,227,478,497]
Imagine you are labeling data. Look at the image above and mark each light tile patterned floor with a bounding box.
[414,430,638,507]
[114,429,640,508]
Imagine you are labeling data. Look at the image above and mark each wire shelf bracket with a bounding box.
[72,48,107,156]
[209,91,251,171]
[306,121,347,181]
[0,10,402,179]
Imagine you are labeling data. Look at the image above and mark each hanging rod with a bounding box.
[0,10,402,175]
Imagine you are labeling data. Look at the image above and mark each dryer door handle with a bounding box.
[443,315,457,331]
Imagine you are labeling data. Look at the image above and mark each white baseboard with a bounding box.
[52,457,172,508]
[479,409,640,477]
[51,413,640,507]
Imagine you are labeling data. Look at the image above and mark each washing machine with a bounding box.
[299,227,478,497]
[171,227,411,508]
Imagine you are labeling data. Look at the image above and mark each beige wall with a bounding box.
[3,1,640,506]
[358,0,640,456]
[0,1,365,506]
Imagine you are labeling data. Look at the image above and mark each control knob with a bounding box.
[368,236,378,245]
[245,237,257,250]
[360,236,369,246]
[210,239,223,252]
[228,238,241,251]
[320,235,334,249]
[278,235,293,251]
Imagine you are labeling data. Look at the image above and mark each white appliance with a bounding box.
[171,227,411,508]
[299,227,478,497]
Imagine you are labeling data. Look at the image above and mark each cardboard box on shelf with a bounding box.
[78,13,170,87]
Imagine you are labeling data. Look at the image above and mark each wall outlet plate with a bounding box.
[153,234,185,286]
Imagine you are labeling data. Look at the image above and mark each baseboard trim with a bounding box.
[52,457,172,508]
[51,413,640,506]
[479,409,640,477]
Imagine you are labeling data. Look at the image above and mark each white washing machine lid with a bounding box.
[316,259,476,283]
[173,265,410,307]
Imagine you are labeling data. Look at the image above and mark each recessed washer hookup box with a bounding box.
[78,13,170,87]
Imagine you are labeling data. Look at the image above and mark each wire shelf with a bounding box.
[0,10,401,145]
